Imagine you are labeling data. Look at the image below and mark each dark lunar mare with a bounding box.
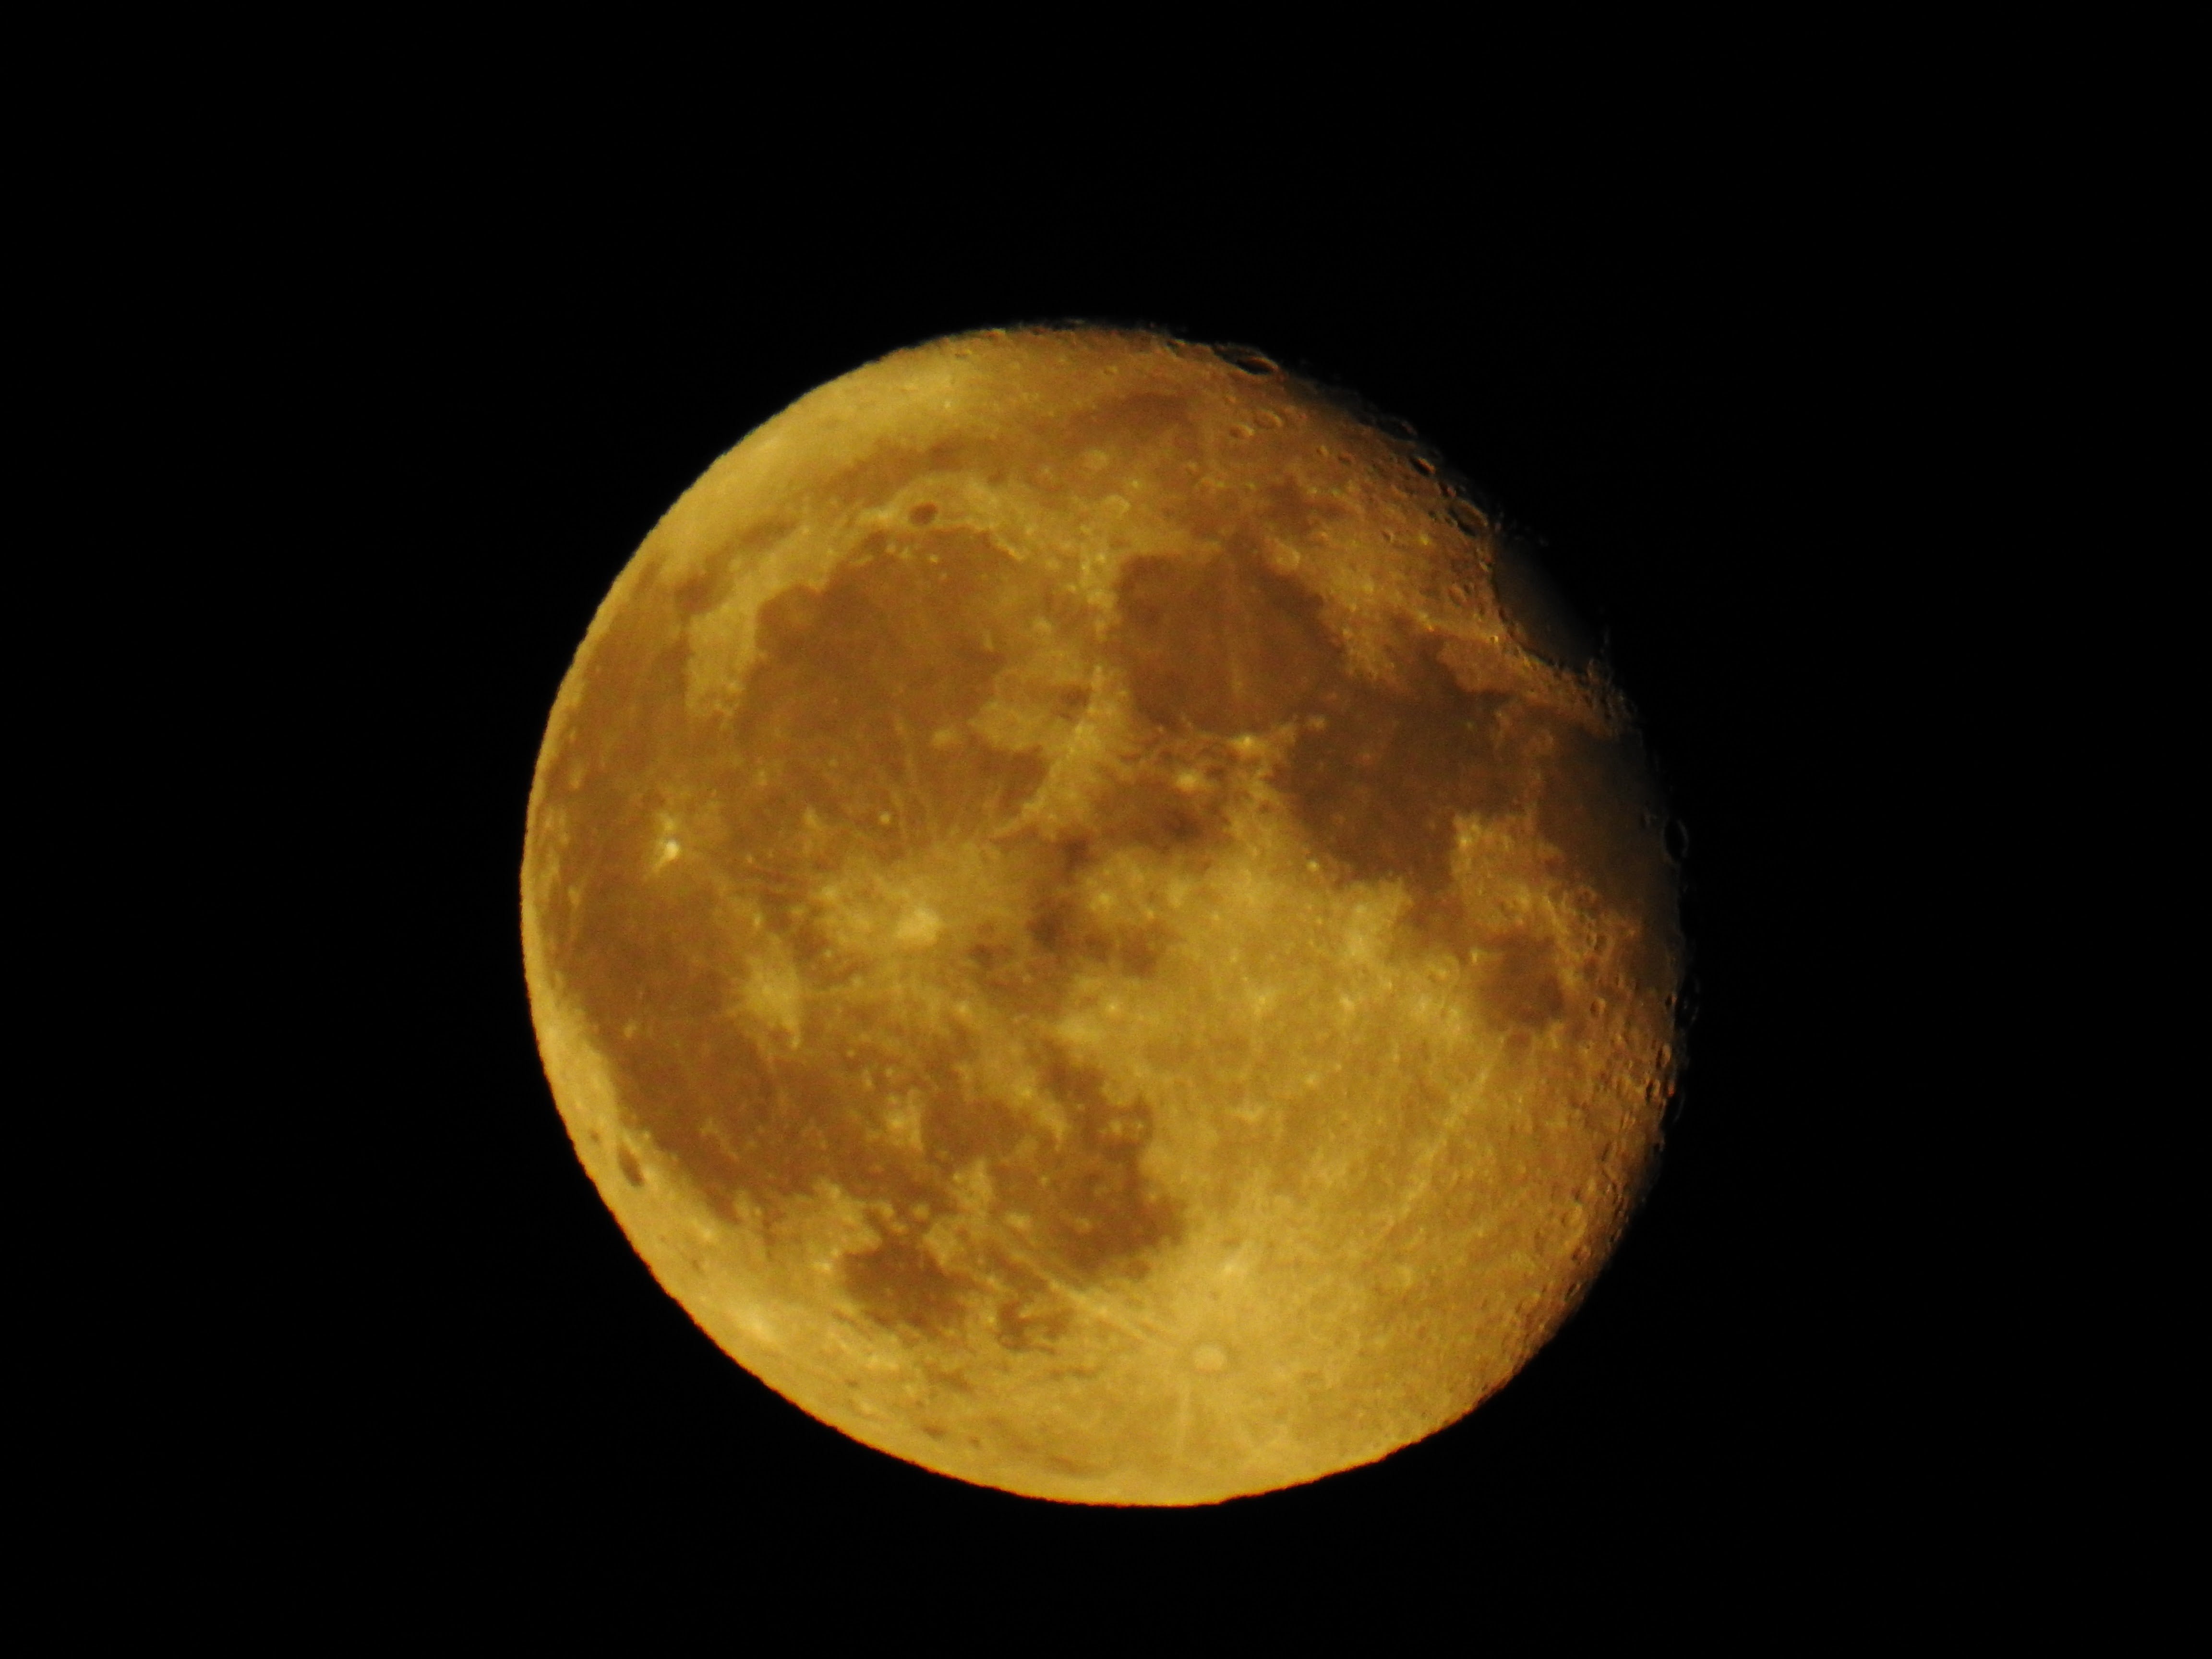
[544,514,1667,1340]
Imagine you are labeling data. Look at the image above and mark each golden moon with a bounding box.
[522,325,1680,1505]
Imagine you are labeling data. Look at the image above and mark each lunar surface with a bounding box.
[521,325,1681,1505]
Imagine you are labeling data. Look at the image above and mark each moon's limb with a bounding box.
[522,327,1680,1504]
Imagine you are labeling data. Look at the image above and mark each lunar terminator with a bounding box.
[522,325,1680,1504]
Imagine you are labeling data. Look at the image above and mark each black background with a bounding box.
[234,160,1980,1617]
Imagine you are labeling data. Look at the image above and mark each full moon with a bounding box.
[521,325,1680,1505]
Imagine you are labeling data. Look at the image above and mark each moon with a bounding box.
[521,325,1681,1505]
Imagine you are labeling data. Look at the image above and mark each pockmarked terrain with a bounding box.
[522,327,1681,1504]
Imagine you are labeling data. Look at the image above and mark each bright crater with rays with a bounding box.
[522,325,1681,1504]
